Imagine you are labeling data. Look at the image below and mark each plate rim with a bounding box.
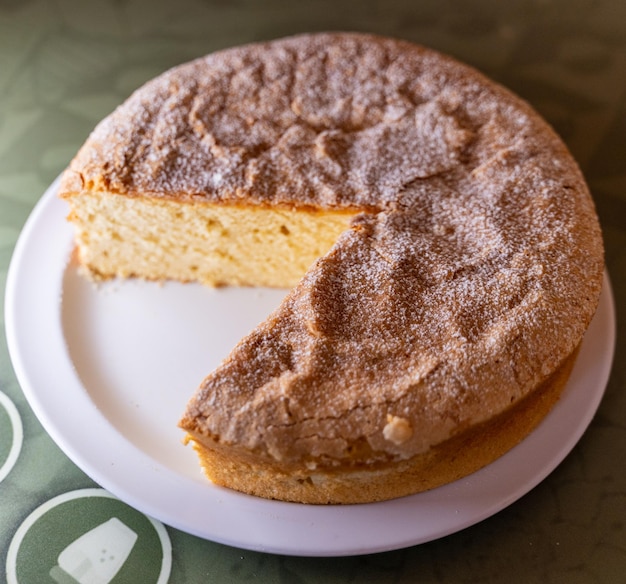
[4,179,616,556]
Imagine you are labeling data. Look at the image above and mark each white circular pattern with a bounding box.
[0,390,23,484]
[5,488,172,584]
[5,180,616,556]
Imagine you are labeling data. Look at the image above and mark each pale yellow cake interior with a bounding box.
[66,191,357,287]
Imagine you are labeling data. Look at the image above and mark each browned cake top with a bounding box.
[61,33,506,210]
[60,33,604,466]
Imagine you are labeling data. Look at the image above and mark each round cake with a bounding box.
[59,33,604,504]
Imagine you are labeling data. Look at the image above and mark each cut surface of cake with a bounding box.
[63,189,355,287]
[59,33,604,504]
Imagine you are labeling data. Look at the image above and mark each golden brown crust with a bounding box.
[59,33,605,502]
[185,347,579,503]
[58,32,529,210]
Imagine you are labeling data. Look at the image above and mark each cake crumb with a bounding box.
[383,415,413,445]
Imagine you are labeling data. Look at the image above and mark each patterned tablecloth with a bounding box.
[1,1,624,582]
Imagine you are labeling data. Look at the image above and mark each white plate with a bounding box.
[5,179,616,557]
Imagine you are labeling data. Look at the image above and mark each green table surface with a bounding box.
[1,1,625,582]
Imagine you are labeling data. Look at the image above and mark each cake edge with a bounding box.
[181,344,581,504]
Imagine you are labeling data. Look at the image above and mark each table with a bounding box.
[1,1,624,582]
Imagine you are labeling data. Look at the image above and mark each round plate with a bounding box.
[5,179,616,557]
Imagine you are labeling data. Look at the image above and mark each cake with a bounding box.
[59,33,604,504]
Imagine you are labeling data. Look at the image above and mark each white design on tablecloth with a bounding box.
[0,390,23,484]
[6,488,171,584]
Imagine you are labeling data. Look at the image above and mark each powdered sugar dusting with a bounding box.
[60,33,604,464]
